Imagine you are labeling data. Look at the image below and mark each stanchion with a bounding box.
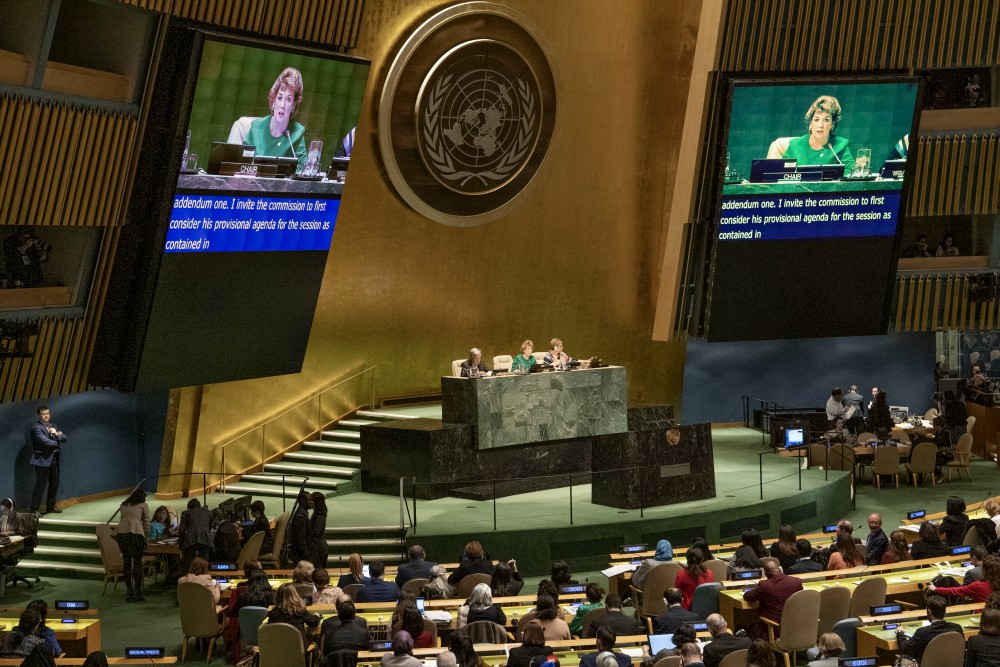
[492,481,497,531]
[758,453,764,499]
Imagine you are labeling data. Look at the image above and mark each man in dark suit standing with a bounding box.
[654,588,701,633]
[742,560,803,639]
[588,594,642,638]
[395,545,438,586]
[702,614,751,667]
[178,498,213,566]
[357,561,401,602]
[30,406,67,514]
[865,513,889,565]
[896,595,963,663]
[288,490,315,566]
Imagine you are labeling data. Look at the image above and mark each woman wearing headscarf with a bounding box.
[380,631,423,667]
[632,539,673,588]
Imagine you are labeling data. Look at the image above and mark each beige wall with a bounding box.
[161,0,703,494]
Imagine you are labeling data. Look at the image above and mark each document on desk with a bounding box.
[602,563,638,577]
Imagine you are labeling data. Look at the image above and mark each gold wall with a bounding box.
[161,0,701,493]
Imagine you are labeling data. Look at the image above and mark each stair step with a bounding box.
[327,538,403,548]
[321,430,361,441]
[223,484,313,498]
[37,518,105,529]
[33,545,101,559]
[17,560,106,575]
[266,461,356,477]
[240,474,341,490]
[36,530,97,543]
[336,419,378,431]
[286,449,360,465]
[355,410,420,421]
[303,441,360,454]
[327,526,402,533]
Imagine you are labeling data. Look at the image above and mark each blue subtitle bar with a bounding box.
[718,190,900,241]
[166,194,339,252]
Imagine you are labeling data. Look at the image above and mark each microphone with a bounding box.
[827,143,843,165]
[285,130,298,161]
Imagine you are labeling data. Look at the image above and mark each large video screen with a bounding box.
[89,29,370,391]
[704,78,921,342]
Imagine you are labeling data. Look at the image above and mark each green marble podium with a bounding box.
[441,366,628,449]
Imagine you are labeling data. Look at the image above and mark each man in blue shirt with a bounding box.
[357,561,400,603]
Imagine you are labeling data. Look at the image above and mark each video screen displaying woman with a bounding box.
[767,95,855,174]
[241,67,308,170]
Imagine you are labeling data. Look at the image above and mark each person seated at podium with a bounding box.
[769,95,854,175]
[242,67,308,171]
[461,348,490,377]
[511,340,538,373]
[887,133,910,161]
[543,339,573,369]
[823,417,853,444]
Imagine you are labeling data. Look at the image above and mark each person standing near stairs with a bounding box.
[115,488,150,602]
[310,492,329,568]
[289,490,315,566]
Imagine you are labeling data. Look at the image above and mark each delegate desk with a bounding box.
[0,661,175,666]
[0,617,101,657]
[176,173,344,197]
[856,613,981,659]
[356,635,652,666]
[441,367,628,450]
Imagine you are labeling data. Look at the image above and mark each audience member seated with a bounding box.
[633,539,673,588]
[436,651,458,667]
[211,508,240,563]
[358,560,400,602]
[82,651,109,667]
[400,607,434,648]
[490,560,524,597]
[910,521,951,560]
[940,496,970,547]
[510,340,538,373]
[768,525,799,571]
[293,559,315,585]
[588,594,640,638]
[936,234,960,257]
[675,547,713,610]
[243,500,274,555]
[178,556,222,607]
[745,639,776,667]
[448,540,494,585]
[642,624,697,665]
[396,545,438,586]
[864,513,889,565]
[321,598,370,654]
[226,567,273,663]
[449,633,484,667]
[420,564,455,599]
[381,630,423,667]
[535,593,573,641]
[702,614,751,667]
[267,583,320,637]
[928,554,999,603]
[337,552,371,589]
[691,538,715,560]
[580,627,631,667]
[943,390,968,442]
[0,498,34,537]
[806,633,845,667]
[654,588,701,634]
[785,539,822,574]
[311,568,343,605]
[569,583,606,635]
[742,559,803,639]
[391,591,418,628]
[896,595,963,664]
[463,583,506,626]
[881,531,912,564]
[534,580,567,620]
[965,608,1000,667]
[551,560,577,586]
[905,234,933,258]
[22,644,58,667]
[729,529,767,577]
[25,600,59,657]
[826,532,865,572]
[148,505,177,540]
[507,620,552,667]
[867,392,893,434]
[680,642,705,667]
[823,417,853,444]
[0,609,45,658]
[966,546,988,583]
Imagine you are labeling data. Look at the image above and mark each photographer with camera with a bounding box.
[3,228,51,288]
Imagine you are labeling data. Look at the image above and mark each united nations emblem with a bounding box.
[666,429,682,446]
[418,41,540,195]
[379,3,556,226]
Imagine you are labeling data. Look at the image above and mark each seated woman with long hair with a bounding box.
[449,633,486,667]
[507,621,552,667]
[729,528,767,577]
[769,525,799,571]
[178,556,222,607]
[337,552,370,589]
[533,594,571,641]
[490,560,524,597]
[391,591,418,627]
[674,547,713,610]
[827,533,866,572]
[910,521,951,560]
[266,583,320,637]
[420,564,455,599]
[400,608,434,649]
[568,583,605,636]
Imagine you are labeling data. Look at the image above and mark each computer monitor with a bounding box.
[207,142,254,175]
[784,426,805,449]
[233,495,253,521]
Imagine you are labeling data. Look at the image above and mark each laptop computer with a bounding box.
[328,157,350,182]
[253,156,298,178]
[207,142,255,175]
[750,158,796,183]
[648,634,674,654]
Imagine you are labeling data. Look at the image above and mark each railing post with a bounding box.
[639,474,644,519]
[798,446,802,490]
[399,477,405,534]
[202,473,207,506]
[371,367,376,410]
[412,477,417,532]
[569,474,573,526]
[282,476,287,513]
[493,481,497,531]
[758,453,764,500]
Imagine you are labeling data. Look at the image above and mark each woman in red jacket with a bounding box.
[674,547,714,610]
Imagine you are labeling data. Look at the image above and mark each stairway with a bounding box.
[325,525,408,566]
[16,517,106,579]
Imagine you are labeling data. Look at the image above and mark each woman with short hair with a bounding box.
[965,608,1000,666]
[243,500,274,555]
[568,583,605,636]
[464,583,506,626]
[511,341,538,373]
[881,531,911,564]
[910,521,951,560]
[507,621,552,667]
[178,556,222,606]
[311,568,343,605]
[448,540,494,585]
[807,633,846,666]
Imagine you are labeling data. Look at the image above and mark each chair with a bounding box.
[460,620,509,643]
[817,585,851,636]
[905,441,938,487]
[492,355,513,372]
[177,581,226,663]
[455,572,493,599]
[763,589,820,667]
[808,444,830,468]
[343,583,363,600]
[704,559,729,583]
[919,630,967,667]
[258,512,289,568]
[401,577,429,596]
[258,621,309,667]
[945,433,974,481]
[652,657,682,667]
[580,607,607,638]
[847,577,886,617]
[963,525,983,546]
[630,562,682,619]
[856,432,877,445]
[892,429,911,444]
[831,617,860,658]
[718,649,748,667]
[766,137,796,159]
[967,415,977,432]
[531,351,547,363]
[690,582,722,619]
[227,117,260,144]
[871,446,901,489]
[451,359,465,377]
[235,531,265,568]
[923,408,938,420]
[239,605,268,650]
[828,444,855,473]
[293,582,314,598]
[95,524,124,595]
[421,617,440,647]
